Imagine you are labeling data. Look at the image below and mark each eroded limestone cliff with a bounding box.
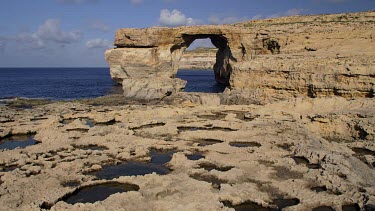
[105,11,375,102]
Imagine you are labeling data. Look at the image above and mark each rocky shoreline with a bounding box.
[0,96,374,210]
[1,10,375,211]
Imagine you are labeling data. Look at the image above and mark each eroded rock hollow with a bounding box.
[105,11,375,103]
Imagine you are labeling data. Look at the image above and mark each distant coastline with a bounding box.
[179,47,217,70]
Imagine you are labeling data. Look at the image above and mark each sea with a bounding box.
[0,68,225,100]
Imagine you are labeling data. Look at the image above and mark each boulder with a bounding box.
[122,77,186,100]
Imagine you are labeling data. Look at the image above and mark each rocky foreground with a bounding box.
[0,96,374,210]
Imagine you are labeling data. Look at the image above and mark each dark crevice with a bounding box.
[197,162,233,172]
[189,173,227,189]
[178,126,237,132]
[115,45,157,48]
[292,156,321,169]
[312,206,335,211]
[353,124,368,140]
[307,84,317,98]
[193,139,223,146]
[311,186,327,192]
[131,122,166,130]
[342,204,361,211]
[229,142,261,148]
[61,182,140,205]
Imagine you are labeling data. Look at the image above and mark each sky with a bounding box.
[0,0,374,67]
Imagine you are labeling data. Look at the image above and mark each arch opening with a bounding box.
[171,34,235,93]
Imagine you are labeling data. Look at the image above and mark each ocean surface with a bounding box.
[0,68,225,100]
[176,69,227,93]
[0,68,120,100]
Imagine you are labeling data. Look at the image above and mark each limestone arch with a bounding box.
[170,34,236,86]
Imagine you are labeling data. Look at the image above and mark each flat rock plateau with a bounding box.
[1,11,375,211]
[0,96,374,210]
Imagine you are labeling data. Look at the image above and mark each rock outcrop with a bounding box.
[105,11,375,102]
[122,77,186,100]
[105,26,240,99]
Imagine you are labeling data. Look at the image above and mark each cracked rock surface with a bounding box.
[0,97,374,210]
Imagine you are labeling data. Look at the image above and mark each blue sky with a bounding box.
[0,0,374,67]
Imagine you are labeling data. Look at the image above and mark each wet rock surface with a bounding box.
[89,149,175,180]
[186,151,205,161]
[0,96,374,210]
[0,135,39,150]
[62,182,140,204]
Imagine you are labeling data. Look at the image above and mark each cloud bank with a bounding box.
[159,9,199,27]
[14,19,82,50]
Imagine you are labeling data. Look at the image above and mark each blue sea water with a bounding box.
[176,69,226,93]
[0,68,225,100]
[0,68,120,100]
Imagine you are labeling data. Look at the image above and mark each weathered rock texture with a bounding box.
[105,11,375,102]
[122,77,186,100]
[179,48,216,70]
[0,97,374,210]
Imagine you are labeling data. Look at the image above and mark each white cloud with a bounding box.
[86,38,112,49]
[159,9,199,27]
[14,33,46,49]
[13,19,82,50]
[130,0,143,4]
[88,20,110,32]
[36,19,81,44]
[208,15,248,25]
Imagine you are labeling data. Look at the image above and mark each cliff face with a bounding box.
[225,11,375,104]
[105,11,375,102]
[179,48,216,70]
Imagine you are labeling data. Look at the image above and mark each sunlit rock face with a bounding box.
[106,11,375,102]
[105,26,248,86]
